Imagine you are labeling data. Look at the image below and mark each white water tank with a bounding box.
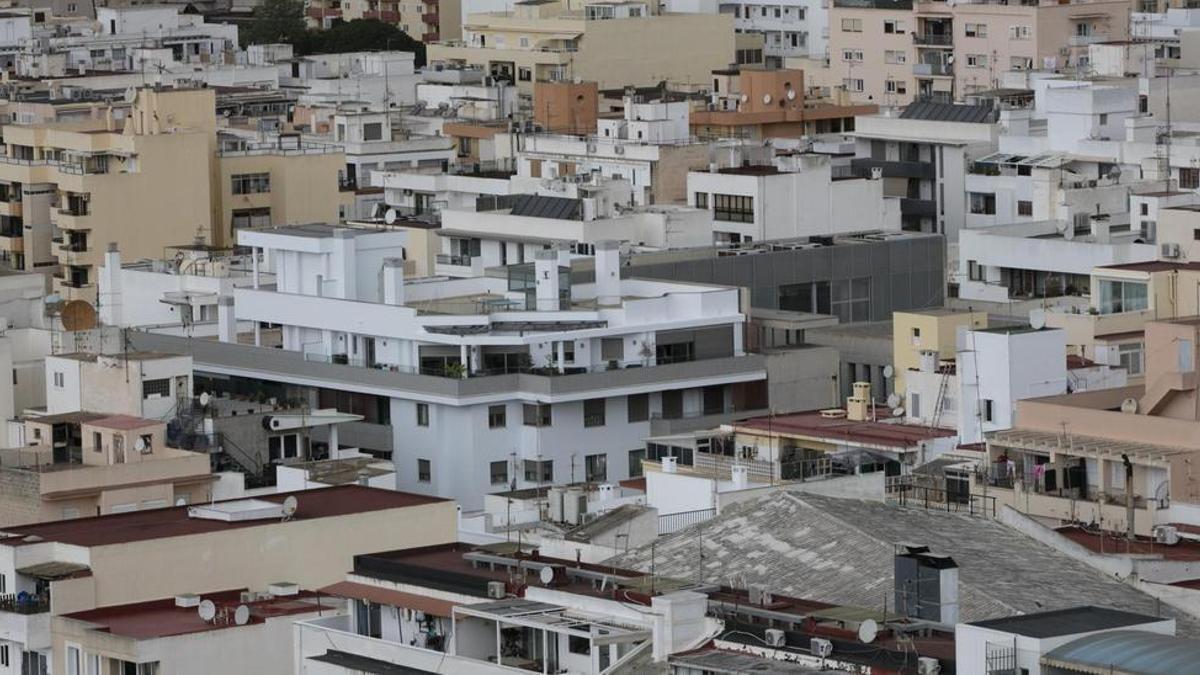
[563,487,586,525]
[547,486,565,522]
[662,456,678,473]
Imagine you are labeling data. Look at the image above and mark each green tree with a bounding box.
[241,0,307,48]
[303,19,425,66]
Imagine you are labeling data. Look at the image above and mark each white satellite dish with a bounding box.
[1029,308,1047,330]
[281,495,299,519]
[123,86,137,103]
[384,208,398,225]
[234,604,250,626]
[174,497,187,507]
[198,599,216,622]
[886,393,901,409]
[762,93,772,105]
[858,619,878,644]
[740,94,748,103]
[1121,397,1139,414]
[134,436,147,452]
[786,89,796,100]
[199,392,211,406]
[892,407,905,417]
[883,364,895,379]
[539,566,555,585]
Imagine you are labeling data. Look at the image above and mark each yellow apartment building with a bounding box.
[320,0,462,42]
[892,308,987,396]
[0,87,342,303]
[428,0,737,97]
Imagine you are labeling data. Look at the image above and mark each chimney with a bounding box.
[534,248,561,311]
[661,456,677,473]
[381,257,405,305]
[919,350,938,373]
[594,240,621,307]
[894,546,959,625]
[846,381,871,421]
[217,295,236,343]
[99,242,123,326]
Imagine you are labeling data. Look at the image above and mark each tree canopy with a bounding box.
[240,5,427,67]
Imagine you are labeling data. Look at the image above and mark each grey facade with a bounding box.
[622,231,946,323]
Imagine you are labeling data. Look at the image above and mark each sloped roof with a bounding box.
[1042,630,1200,674]
[900,101,994,124]
[509,194,583,221]
[608,492,1200,634]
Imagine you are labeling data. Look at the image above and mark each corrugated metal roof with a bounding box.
[900,101,994,124]
[509,194,583,221]
[1041,630,1200,674]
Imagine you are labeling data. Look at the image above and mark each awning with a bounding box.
[319,581,457,617]
[309,650,433,674]
[17,561,91,580]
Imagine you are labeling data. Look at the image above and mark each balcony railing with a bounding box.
[658,508,716,535]
[913,32,953,45]
[436,253,474,266]
[914,62,953,76]
[0,593,49,614]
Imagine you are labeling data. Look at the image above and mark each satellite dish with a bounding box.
[858,619,878,644]
[539,566,555,585]
[739,94,748,103]
[60,300,97,331]
[384,208,398,225]
[1029,308,1047,330]
[124,86,137,103]
[174,497,187,507]
[198,600,216,622]
[786,89,796,100]
[882,365,895,379]
[43,294,62,306]
[234,604,250,625]
[892,407,905,417]
[886,393,901,408]
[762,93,772,105]
[134,436,147,452]
[281,495,299,519]
[1056,220,1075,241]
[1121,397,1139,414]
[199,392,211,406]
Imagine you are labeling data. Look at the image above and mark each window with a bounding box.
[1009,25,1031,39]
[1181,167,1200,190]
[713,194,754,223]
[982,399,994,422]
[92,431,102,453]
[1118,342,1144,376]
[843,78,864,93]
[0,644,7,668]
[490,460,508,485]
[142,378,170,399]
[694,192,708,209]
[488,405,506,428]
[883,19,903,33]
[885,80,907,95]
[1098,279,1148,314]
[1141,203,1150,216]
[585,453,608,482]
[0,573,5,594]
[1194,228,1200,241]
[524,459,553,482]
[231,172,270,195]
[780,280,831,314]
[842,49,863,62]
[964,22,987,37]
[968,260,983,281]
[884,50,906,64]
[1010,56,1033,70]
[910,392,920,418]
[966,53,988,68]
[569,634,590,655]
[523,403,552,427]
[519,36,529,47]
[968,192,996,215]
[139,434,152,454]
[583,398,606,427]
[416,403,429,427]
[362,122,384,141]
[66,645,81,675]
[1018,200,1033,217]
[418,458,431,482]
[268,434,299,461]
[627,393,649,422]
[518,66,531,82]
[53,371,63,388]
[628,448,646,477]
[231,207,271,229]
[841,17,862,32]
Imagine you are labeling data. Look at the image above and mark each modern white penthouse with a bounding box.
[127,224,767,509]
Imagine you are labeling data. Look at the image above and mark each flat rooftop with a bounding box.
[0,485,447,548]
[61,589,331,640]
[967,605,1164,638]
[733,410,957,448]
[1101,261,1200,273]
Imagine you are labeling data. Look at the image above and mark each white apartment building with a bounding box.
[124,223,768,509]
[321,110,457,192]
[669,0,828,65]
[686,152,900,243]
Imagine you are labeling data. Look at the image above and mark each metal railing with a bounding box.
[913,32,952,45]
[435,254,474,266]
[658,508,716,535]
[0,592,50,614]
[890,484,997,517]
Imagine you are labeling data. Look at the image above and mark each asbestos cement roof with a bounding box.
[1041,630,1200,674]
[900,101,994,124]
[608,491,1200,635]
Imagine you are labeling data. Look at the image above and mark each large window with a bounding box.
[627,393,649,422]
[1118,342,1144,376]
[524,459,553,483]
[713,194,754,223]
[523,403,551,427]
[416,403,429,427]
[585,453,608,482]
[231,172,270,195]
[1098,279,1148,314]
[1181,167,1200,190]
[142,378,170,398]
[488,405,507,429]
[647,442,693,466]
[583,398,606,427]
[780,281,830,314]
[231,207,271,230]
[490,460,508,485]
[968,192,996,215]
[628,448,646,477]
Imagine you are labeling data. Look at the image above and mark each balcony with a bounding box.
[912,32,953,46]
[914,62,953,76]
[1068,33,1107,46]
[422,11,438,22]
[850,157,935,179]
[306,6,342,18]
[0,594,49,615]
[423,32,440,42]
[900,198,937,217]
[363,9,400,21]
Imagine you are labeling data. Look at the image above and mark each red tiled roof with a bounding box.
[733,411,956,448]
[87,414,160,431]
[321,581,457,617]
[1066,354,1096,370]
[0,486,448,548]
[61,589,331,640]
[619,477,646,492]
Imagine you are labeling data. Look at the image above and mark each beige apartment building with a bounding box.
[979,317,1200,537]
[313,0,462,41]
[0,87,342,303]
[0,412,213,527]
[829,0,1133,105]
[427,0,737,98]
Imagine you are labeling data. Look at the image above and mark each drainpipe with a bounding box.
[1123,453,1135,541]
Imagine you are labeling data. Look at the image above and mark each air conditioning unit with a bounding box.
[764,629,786,647]
[1155,525,1181,545]
[917,657,941,674]
[810,638,833,657]
[487,581,506,599]
[1162,242,1181,258]
[614,145,625,155]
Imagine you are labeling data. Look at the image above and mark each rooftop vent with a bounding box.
[187,499,289,522]
[268,582,299,596]
[175,594,201,608]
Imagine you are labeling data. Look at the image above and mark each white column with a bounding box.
[251,246,260,290]
[594,240,621,307]
[556,340,566,374]
[534,248,560,311]
[459,344,468,377]
[217,295,236,343]
[382,257,406,305]
[328,424,339,457]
